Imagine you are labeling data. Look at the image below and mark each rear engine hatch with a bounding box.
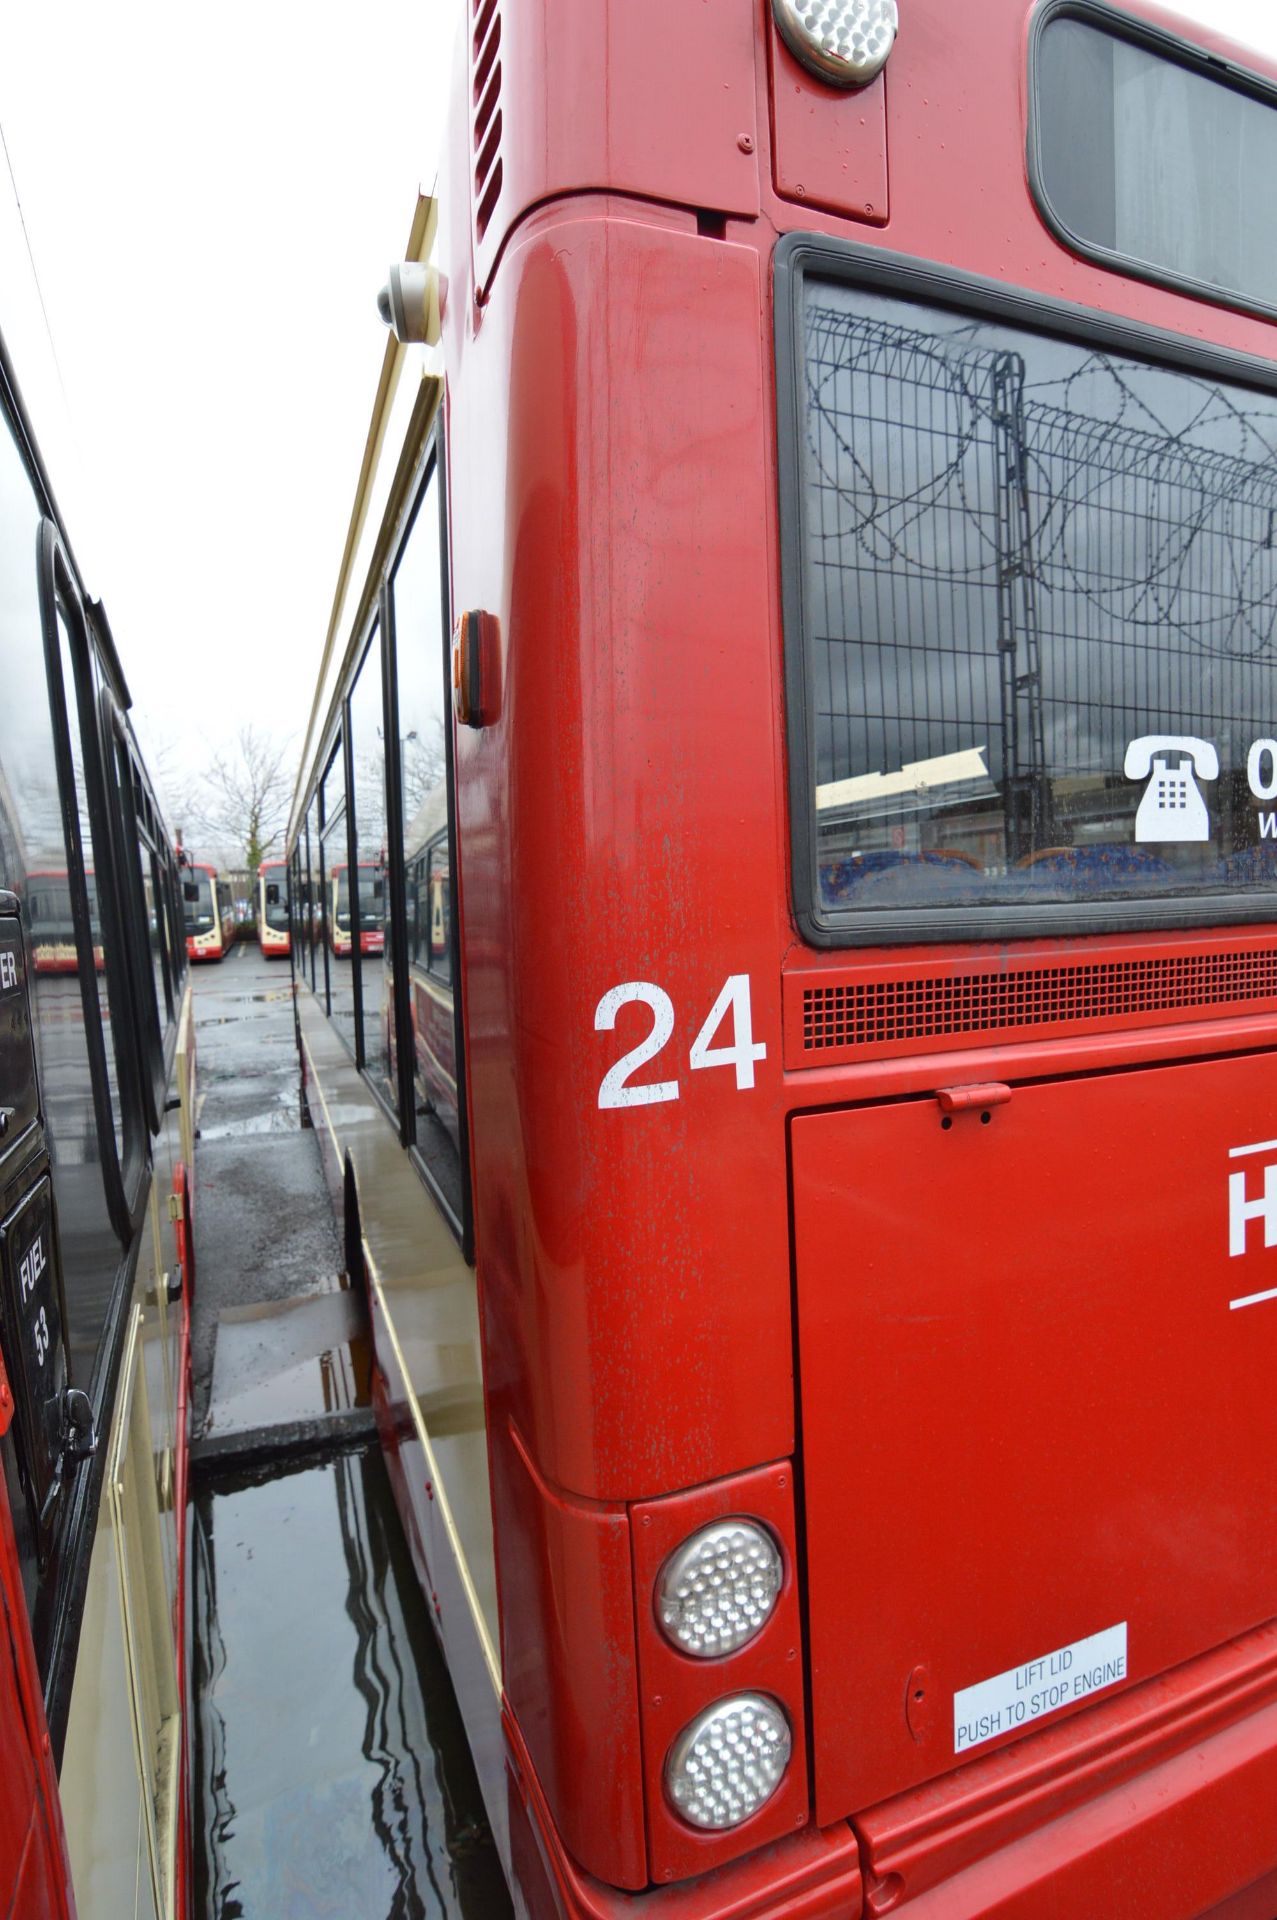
[792,1053,1277,1822]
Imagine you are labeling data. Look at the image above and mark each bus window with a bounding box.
[426,838,450,985]
[116,736,165,1063]
[1034,14,1277,321]
[53,611,129,1164]
[784,272,1277,941]
[390,458,466,1228]
[347,625,391,1093]
[321,743,355,1056]
[0,429,121,1405]
[306,796,323,997]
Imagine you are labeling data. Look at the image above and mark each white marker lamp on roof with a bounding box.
[773,0,898,87]
[377,261,443,345]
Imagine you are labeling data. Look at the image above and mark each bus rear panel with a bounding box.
[287,3,1277,1915]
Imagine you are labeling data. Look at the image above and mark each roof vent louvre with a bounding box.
[472,0,503,241]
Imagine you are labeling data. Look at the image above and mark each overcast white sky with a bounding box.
[0,0,1275,832]
[0,0,456,821]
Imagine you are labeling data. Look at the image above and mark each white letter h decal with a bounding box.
[1229,1163,1277,1258]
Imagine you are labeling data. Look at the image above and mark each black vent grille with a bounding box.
[802,949,1277,1052]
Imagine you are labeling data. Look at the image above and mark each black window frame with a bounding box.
[425,832,452,986]
[774,232,1277,949]
[286,420,471,1256]
[390,436,471,1255]
[378,572,414,1149]
[347,611,406,1135]
[341,689,367,1066]
[1028,0,1277,329]
[303,807,316,988]
[107,714,168,1134]
[319,738,345,1022]
[36,521,147,1237]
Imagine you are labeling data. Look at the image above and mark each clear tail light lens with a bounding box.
[655,1518,783,1658]
[664,1694,792,1830]
[773,0,898,88]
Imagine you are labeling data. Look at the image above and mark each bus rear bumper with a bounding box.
[506,1617,1277,1919]
[505,1704,863,1920]
[853,1618,1277,1919]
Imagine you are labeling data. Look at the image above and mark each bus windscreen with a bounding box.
[183,872,214,931]
[262,878,289,930]
[27,874,74,942]
[334,865,383,927]
[28,871,99,942]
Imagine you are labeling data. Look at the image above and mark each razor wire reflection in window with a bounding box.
[798,283,1277,912]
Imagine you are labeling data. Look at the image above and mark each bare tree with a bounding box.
[400,719,447,818]
[139,733,203,852]
[200,726,294,871]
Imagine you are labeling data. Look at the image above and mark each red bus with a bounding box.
[24,869,104,974]
[0,248,193,1917]
[287,4,1277,1916]
[182,860,235,961]
[257,858,290,957]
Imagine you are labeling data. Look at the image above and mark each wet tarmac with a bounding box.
[188,941,510,1920]
[189,945,343,1438]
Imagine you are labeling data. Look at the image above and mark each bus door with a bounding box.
[792,1051,1277,1818]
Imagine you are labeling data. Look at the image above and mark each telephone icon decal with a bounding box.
[1124,735,1218,843]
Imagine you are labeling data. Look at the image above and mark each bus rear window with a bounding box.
[786,274,1277,938]
[1034,11,1277,318]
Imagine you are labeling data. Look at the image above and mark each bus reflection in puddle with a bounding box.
[191,1447,509,1920]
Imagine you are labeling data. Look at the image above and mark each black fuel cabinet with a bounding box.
[0,891,87,1585]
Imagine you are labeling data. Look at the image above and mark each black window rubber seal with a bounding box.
[1027,0,1277,331]
[772,230,1277,951]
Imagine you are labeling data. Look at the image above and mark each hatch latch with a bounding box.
[936,1082,1012,1115]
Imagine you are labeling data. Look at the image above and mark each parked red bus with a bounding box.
[287,3,1277,1916]
[257,858,290,957]
[182,861,235,961]
[24,869,104,974]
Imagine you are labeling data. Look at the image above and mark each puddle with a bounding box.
[206,1293,370,1435]
[195,1008,284,1027]
[192,1448,511,1920]
[197,1104,301,1141]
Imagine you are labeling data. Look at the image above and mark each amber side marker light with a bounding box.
[773,0,898,86]
[452,610,500,730]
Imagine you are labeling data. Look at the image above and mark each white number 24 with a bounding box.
[594,974,765,1110]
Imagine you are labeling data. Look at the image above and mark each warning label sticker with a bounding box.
[953,1622,1128,1754]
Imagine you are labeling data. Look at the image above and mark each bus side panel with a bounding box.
[452,209,794,1509]
[489,1419,646,1890]
[470,0,761,291]
[0,1470,70,1919]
